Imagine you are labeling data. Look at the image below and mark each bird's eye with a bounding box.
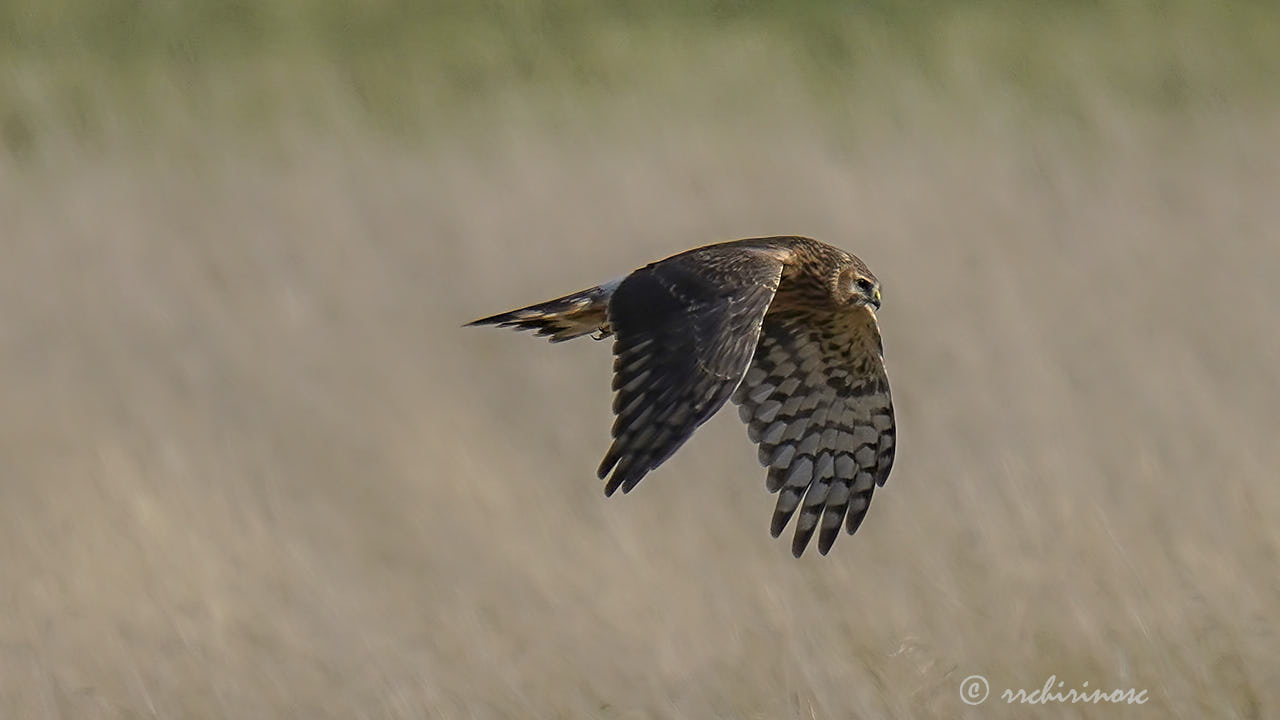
[854,278,875,294]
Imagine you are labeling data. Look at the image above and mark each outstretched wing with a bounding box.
[598,246,786,496]
[732,306,895,556]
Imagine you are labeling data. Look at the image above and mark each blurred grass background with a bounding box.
[2,1,1279,718]
[4,0,1279,155]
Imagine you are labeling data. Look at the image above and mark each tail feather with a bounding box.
[466,281,617,343]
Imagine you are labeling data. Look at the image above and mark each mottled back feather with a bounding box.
[597,246,785,495]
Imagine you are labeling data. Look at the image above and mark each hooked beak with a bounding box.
[869,287,881,310]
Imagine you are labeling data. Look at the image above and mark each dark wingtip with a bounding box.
[845,506,869,536]
[597,450,618,481]
[769,512,788,538]
[817,527,838,556]
[599,454,621,496]
[603,469,628,497]
[600,453,652,496]
[620,471,647,494]
[791,529,816,558]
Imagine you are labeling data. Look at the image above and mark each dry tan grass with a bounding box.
[2,84,1278,719]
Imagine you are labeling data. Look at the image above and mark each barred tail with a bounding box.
[466,280,618,343]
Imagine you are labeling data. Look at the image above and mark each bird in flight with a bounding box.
[468,236,895,556]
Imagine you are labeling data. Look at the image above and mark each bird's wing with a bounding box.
[732,306,895,556]
[598,246,787,496]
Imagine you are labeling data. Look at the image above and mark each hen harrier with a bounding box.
[468,236,895,556]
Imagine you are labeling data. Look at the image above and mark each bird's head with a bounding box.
[833,264,881,310]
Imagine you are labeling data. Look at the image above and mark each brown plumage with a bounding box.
[467,236,895,556]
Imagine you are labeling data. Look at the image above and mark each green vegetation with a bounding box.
[2,0,1278,158]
